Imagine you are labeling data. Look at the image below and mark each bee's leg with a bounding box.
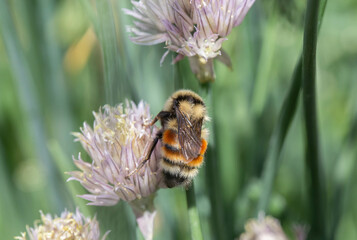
[126,130,163,178]
[149,111,171,126]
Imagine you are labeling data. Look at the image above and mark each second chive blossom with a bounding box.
[124,0,255,82]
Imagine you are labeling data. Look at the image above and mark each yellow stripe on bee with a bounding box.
[160,160,181,175]
[160,159,199,179]
[179,168,198,178]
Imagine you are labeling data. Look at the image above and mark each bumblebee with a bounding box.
[128,89,208,188]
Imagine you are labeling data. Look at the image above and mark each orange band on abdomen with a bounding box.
[200,139,208,155]
[187,139,207,167]
[187,155,203,167]
[162,129,180,148]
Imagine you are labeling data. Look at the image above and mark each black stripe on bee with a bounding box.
[163,170,187,188]
[162,158,197,170]
[164,144,180,153]
[174,95,204,106]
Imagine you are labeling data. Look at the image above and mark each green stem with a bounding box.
[0,142,23,239]
[257,58,302,213]
[0,0,65,211]
[302,0,326,238]
[186,183,204,240]
[257,0,328,214]
[329,112,357,239]
[204,87,229,239]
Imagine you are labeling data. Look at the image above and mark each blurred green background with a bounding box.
[1,0,357,239]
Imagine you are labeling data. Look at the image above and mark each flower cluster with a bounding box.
[124,0,255,82]
[15,209,109,240]
[67,101,164,206]
[67,101,163,240]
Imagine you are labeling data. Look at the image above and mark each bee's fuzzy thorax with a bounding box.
[192,104,206,120]
[163,89,205,112]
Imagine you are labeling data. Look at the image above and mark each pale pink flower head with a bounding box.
[67,101,163,206]
[239,214,288,240]
[67,101,164,240]
[124,0,255,82]
[15,209,109,240]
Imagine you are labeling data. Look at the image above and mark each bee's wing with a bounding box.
[175,106,202,161]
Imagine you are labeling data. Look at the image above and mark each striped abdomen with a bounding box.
[160,129,207,188]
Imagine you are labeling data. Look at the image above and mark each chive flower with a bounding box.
[15,209,109,240]
[124,0,255,82]
[67,101,164,239]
